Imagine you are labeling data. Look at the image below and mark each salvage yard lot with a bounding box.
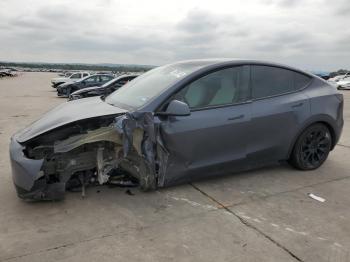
[0,72,349,262]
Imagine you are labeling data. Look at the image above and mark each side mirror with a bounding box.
[159,100,190,116]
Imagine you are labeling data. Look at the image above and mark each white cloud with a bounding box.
[0,0,349,70]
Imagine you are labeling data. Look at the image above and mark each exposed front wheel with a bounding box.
[289,124,332,170]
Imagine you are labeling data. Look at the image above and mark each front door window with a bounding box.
[175,66,250,110]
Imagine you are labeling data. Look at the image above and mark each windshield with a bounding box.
[105,63,204,109]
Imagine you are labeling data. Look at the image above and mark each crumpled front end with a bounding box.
[9,112,168,201]
[10,136,58,200]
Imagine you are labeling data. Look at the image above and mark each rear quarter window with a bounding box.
[294,72,312,90]
[251,65,312,99]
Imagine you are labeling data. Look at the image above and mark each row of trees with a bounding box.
[0,61,155,73]
[2,61,348,78]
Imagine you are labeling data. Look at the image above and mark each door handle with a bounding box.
[291,102,303,108]
[228,114,244,121]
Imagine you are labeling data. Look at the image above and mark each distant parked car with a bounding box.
[51,72,90,88]
[328,73,349,87]
[337,76,350,90]
[0,69,16,77]
[57,74,115,97]
[58,72,73,77]
[69,74,139,101]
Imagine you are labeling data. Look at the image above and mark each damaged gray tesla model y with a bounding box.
[10,59,343,201]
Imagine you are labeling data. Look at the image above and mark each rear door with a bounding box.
[157,65,252,185]
[248,65,312,166]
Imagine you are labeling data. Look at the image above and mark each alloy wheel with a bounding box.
[300,128,331,168]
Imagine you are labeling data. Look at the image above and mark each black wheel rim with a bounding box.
[300,129,331,168]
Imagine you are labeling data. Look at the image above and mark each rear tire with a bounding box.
[289,124,332,170]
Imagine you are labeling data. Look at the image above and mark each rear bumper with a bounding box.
[9,136,64,200]
[331,94,344,149]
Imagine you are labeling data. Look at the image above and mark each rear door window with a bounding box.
[251,66,312,99]
[85,75,99,82]
[100,75,113,82]
[251,66,294,99]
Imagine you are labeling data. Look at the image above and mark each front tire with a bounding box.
[289,124,332,170]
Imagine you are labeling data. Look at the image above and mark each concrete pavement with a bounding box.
[0,72,349,262]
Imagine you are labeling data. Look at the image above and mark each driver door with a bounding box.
[157,66,252,186]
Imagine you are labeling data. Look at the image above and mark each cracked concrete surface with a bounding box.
[189,183,304,261]
[0,72,349,261]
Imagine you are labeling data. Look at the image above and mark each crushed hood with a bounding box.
[16,97,128,143]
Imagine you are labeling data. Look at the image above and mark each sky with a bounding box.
[0,0,349,71]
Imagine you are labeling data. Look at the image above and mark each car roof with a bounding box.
[167,59,314,77]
